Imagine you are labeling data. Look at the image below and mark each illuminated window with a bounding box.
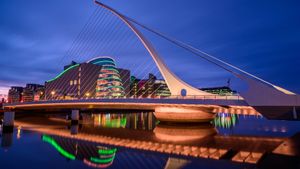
[70,80,73,85]
[74,80,77,85]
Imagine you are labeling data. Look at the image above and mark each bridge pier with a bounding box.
[71,110,80,125]
[2,112,15,133]
[1,132,13,148]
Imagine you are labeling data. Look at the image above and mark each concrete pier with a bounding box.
[3,112,15,132]
[71,110,80,125]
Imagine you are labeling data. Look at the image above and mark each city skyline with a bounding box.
[1,0,300,96]
[6,55,174,103]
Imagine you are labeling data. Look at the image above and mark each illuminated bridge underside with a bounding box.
[5,99,254,122]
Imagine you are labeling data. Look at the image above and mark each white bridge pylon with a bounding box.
[94,1,300,106]
[94,1,212,97]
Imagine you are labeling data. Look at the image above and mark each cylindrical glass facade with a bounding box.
[88,57,124,98]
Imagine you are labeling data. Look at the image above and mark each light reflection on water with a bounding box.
[89,112,156,130]
[42,134,118,168]
[213,113,238,129]
[87,112,241,130]
[81,112,300,137]
[215,113,300,137]
[2,111,300,142]
[1,111,300,169]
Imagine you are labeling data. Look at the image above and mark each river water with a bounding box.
[0,112,300,169]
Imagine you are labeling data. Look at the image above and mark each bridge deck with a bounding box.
[3,98,249,111]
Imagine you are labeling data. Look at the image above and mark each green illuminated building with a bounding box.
[88,57,124,98]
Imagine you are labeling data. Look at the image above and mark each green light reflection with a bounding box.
[42,135,76,160]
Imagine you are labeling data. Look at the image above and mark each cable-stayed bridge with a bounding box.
[3,1,300,123]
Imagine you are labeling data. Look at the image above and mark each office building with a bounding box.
[8,86,23,103]
[45,62,101,100]
[200,86,237,95]
[22,84,44,102]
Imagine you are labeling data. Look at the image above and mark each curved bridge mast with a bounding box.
[94,0,211,96]
[93,1,300,108]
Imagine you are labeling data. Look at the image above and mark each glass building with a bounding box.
[154,79,171,98]
[88,57,124,98]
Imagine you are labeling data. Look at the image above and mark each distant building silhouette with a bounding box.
[8,84,44,103]
[130,74,170,98]
[8,86,23,103]
[22,84,44,102]
[199,86,236,96]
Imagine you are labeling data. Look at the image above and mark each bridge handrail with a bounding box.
[14,95,243,104]
[156,95,243,100]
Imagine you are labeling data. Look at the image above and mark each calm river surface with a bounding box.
[0,112,300,169]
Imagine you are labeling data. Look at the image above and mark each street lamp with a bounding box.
[51,91,55,100]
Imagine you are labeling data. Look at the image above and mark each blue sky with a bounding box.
[0,0,299,95]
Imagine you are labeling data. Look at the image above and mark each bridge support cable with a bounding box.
[119,9,283,90]
[49,1,298,104]
[47,8,106,99]
[127,18,300,104]
[79,7,160,98]
[44,0,173,99]
[89,14,164,97]
[49,5,166,99]
[59,8,100,66]
[73,10,126,98]
[45,9,101,99]
[92,1,300,106]
[75,9,111,61]
[86,9,156,80]
[129,18,300,105]
[65,8,110,65]
[94,1,212,97]
[48,10,123,98]
[124,9,299,96]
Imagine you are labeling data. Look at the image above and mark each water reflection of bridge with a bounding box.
[12,116,297,166]
[42,134,118,168]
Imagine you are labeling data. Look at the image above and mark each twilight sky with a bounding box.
[0,0,299,95]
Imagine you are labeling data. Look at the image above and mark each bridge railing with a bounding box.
[28,94,243,102]
[158,95,243,100]
[6,95,244,104]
